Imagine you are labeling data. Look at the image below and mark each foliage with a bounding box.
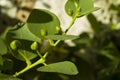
[3,0,120,80]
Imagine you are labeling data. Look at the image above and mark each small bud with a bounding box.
[31,42,38,50]
[10,40,21,50]
[56,26,61,33]
[40,29,47,36]
[68,9,73,16]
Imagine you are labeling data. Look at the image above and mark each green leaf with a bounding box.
[5,24,39,61]
[45,35,78,40]
[6,23,41,43]
[65,0,99,17]
[27,9,61,38]
[0,73,22,80]
[8,40,38,61]
[87,13,100,34]
[0,37,7,55]
[65,0,76,16]
[12,48,38,61]
[78,7,99,17]
[37,61,78,75]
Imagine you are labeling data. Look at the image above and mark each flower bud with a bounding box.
[68,9,73,16]
[56,26,61,33]
[10,40,21,50]
[30,42,38,50]
[41,29,47,37]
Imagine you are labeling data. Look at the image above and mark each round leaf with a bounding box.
[27,9,61,38]
[65,0,99,17]
[37,61,78,75]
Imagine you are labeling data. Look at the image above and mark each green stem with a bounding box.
[53,7,80,46]
[13,58,45,77]
[53,40,61,47]
[36,50,43,58]
[13,52,48,77]
[18,50,31,66]
[65,15,77,33]
[65,6,80,33]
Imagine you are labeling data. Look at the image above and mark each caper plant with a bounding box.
[0,0,98,79]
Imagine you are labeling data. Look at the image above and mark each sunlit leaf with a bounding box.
[37,61,78,75]
[65,0,99,17]
[27,9,61,38]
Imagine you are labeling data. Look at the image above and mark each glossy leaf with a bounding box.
[37,61,78,75]
[45,35,78,40]
[27,9,61,38]
[6,23,41,43]
[65,0,99,17]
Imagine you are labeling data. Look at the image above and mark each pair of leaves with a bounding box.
[37,61,78,75]
[65,0,99,17]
